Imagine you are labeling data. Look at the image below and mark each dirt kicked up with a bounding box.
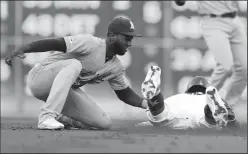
[1,117,247,153]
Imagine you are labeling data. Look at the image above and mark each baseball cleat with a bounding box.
[206,86,228,128]
[221,99,236,122]
[141,65,161,100]
[38,118,64,130]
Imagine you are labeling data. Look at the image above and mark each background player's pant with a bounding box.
[209,63,232,90]
[201,17,247,104]
[27,59,111,129]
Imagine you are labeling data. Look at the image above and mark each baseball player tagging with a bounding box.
[5,17,148,130]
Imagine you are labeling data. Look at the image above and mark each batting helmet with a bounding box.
[185,76,211,94]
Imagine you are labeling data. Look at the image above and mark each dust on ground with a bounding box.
[1,117,247,153]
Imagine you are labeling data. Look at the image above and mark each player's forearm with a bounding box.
[114,87,148,109]
[174,0,186,6]
[13,38,66,55]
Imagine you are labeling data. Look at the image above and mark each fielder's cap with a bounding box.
[108,17,142,37]
[185,76,211,93]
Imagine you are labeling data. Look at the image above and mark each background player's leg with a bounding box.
[220,25,247,104]
[209,63,231,90]
[202,29,233,71]
[27,59,82,127]
[202,28,236,104]
[61,88,111,130]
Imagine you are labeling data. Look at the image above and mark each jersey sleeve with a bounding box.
[63,34,98,54]
[108,70,129,91]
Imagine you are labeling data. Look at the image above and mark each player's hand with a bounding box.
[71,77,85,89]
[71,83,81,89]
[71,80,81,89]
[142,99,149,109]
[5,51,26,66]
[174,0,186,6]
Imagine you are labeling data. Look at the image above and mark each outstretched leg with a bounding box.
[141,66,167,125]
[204,101,239,130]
[205,86,237,129]
[205,86,229,128]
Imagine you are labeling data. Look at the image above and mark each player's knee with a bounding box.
[67,59,82,75]
[96,115,112,130]
[62,59,82,81]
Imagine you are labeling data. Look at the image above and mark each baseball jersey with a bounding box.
[147,93,213,129]
[40,34,128,90]
[196,1,239,15]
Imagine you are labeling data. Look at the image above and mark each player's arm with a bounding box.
[174,0,186,6]
[9,33,95,56]
[5,37,66,66]
[12,38,66,54]
[114,87,148,109]
[5,34,94,66]
[108,61,148,109]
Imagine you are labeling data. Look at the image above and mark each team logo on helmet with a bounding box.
[130,21,135,29]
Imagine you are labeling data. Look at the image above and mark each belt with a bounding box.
[202,11,237,18]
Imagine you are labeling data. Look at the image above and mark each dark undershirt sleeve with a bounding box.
[20,37,66,53]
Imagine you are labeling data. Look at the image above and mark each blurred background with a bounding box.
[1,1,247,119]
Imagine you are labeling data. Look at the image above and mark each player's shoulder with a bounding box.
[83,34,103,45]
[89,34,104,44]
[68,34,104,47]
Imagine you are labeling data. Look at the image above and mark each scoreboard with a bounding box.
[21,1,109,37]
[19,1,165,38]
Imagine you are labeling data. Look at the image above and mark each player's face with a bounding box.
[115,34,133,55]
[107,33,133,56]
[118,34,133,49]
